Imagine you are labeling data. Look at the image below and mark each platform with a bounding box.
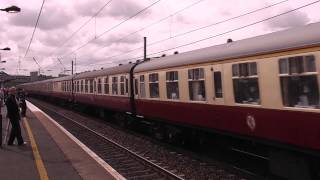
[0,101,124,180]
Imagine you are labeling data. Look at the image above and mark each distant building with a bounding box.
[0,71,30,88]
[58,74,68,77]
[0,71,53,88]
[30,71,53,82]
[30,71,38,82]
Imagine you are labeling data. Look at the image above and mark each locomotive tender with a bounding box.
[20,22,320,179]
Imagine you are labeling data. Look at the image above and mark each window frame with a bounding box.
[97,78,102,94]
[80,80,84,93]
[104,76,109,94]
[188,68,206,101]
[166,71,179,100]
[89,79,94,93]
[149,73,159,98]
[278,55,319,109]
[120,75,125,95]
[139,75,146,98]
[112,76,118,95]
[232,62,261,105]
[85,79,88,93]
[213,71,223,98]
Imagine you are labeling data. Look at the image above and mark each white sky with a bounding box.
[0,0,319,76]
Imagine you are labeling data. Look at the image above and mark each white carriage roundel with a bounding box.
[246,114,256,131]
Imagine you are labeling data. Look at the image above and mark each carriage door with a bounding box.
[212,65,225,105]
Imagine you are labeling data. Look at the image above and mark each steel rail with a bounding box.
[36,102,184,180]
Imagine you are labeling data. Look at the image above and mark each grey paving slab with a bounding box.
[25,110,82,180]
[1,107,81,180]
[0,108,39,180]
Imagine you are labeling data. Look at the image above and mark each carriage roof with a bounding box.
[134,22,320,72]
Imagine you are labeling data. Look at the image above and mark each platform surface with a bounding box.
[0,101,123,180]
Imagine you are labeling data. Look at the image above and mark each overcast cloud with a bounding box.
[265,9,310,29]
[0,0,319,76]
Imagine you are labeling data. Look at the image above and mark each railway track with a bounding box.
[29,99,257,180]
[31,101,183,179]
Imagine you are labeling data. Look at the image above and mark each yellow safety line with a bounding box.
[23,117,49,180]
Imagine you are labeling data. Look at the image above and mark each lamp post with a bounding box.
[0,6,21,13]
[0,47,10,51]
[1,6,19,148]
[0,47,10,62]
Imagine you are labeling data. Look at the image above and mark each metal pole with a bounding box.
[144,37,147,61]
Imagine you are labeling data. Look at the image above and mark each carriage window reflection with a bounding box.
[76,81,80,93]
[279,55,319,109]
[120,76,125,95]
[149,73,159,98]
[134,78,138,95]
[90,79,94,93]
[125,78,129,94]
[85,80,88,93]
[188,68,206,101]
[112,77,118,95]
[104,77,109,94]
[139,75,146,98]
[81,80,84,93]
[97,79,102,94]
[232,62,260,104]
[214,71,223,98]
[166,71,179,99]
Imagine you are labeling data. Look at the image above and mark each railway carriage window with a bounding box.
[166,71,179,99]
[279,55,319,108]
[76,81,79,92]
[149,73,159,98]
[120,76,125,95]
[188,68,206,101]
[81,80,84,93]
[97,79,102,94]
[125,78,129,94]
[214,71,223,98]
[112,77,118,95]
[104,77,109,94]
[93,80,97,93]
[89,80,94,93]
[134,78,138,95]
[139,75,146,98]
[279,58,288,74]
[232,63,260,104]
[85,80,88,93]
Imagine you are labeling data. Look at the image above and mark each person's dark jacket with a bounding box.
[5,94,20,120]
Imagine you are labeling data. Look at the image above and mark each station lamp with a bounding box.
[0,6,21,13]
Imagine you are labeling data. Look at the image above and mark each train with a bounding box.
[19,22,320,179]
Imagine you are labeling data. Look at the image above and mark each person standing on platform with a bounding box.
[5,87,25,146]
[17,88,27,117]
